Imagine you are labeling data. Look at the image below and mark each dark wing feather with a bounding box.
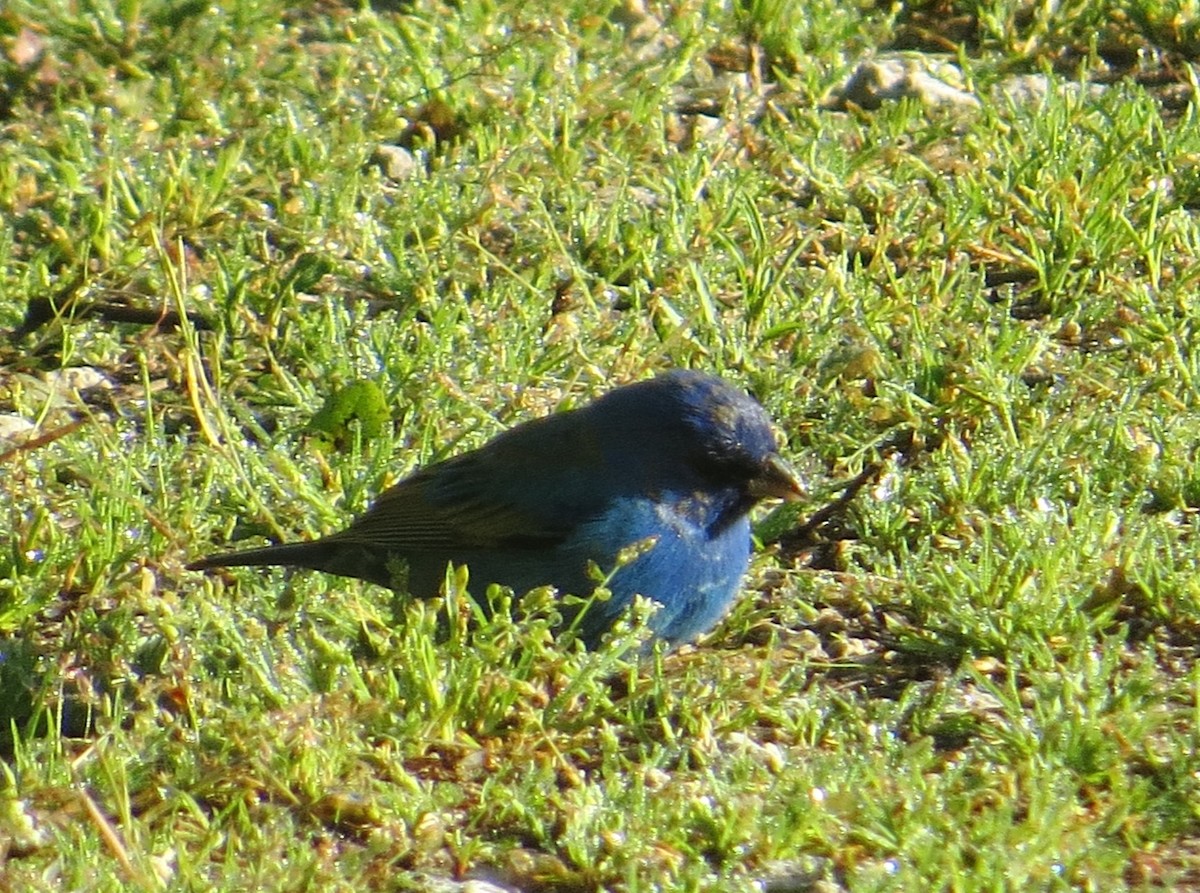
[323,408,609,552]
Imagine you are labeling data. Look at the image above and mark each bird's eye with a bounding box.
[694,446,759,483]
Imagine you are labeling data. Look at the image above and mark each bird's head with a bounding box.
[599,369,803,506]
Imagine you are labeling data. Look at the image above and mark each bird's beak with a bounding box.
[750,453,804,502]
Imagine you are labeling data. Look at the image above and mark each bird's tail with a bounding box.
[186,541,337,573]
[187,539,402,590]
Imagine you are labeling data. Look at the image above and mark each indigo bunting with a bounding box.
[188,370,802,647]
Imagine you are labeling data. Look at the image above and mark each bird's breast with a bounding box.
[565,494,752,644]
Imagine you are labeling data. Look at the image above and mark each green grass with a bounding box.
[3,0,1200,889]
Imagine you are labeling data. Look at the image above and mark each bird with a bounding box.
[188,369,802,648]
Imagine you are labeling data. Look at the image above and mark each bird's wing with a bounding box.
[325,409,609,552]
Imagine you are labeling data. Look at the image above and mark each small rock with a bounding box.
[830,54,979,112]
[756,856,842,893]
[369,144,420,181]
[0,414,35,444]
[43,366,112,394]
[992,73,1107,107]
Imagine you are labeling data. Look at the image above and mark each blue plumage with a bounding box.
[189,370,801,647]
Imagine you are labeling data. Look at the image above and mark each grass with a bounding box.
[3,0,1200,889]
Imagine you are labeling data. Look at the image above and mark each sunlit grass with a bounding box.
[2,0,1200,889]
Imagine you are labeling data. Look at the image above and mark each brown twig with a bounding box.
[0,418,87,463]
[792,462,882,541]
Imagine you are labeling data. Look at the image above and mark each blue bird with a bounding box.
[188,370,802,647]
